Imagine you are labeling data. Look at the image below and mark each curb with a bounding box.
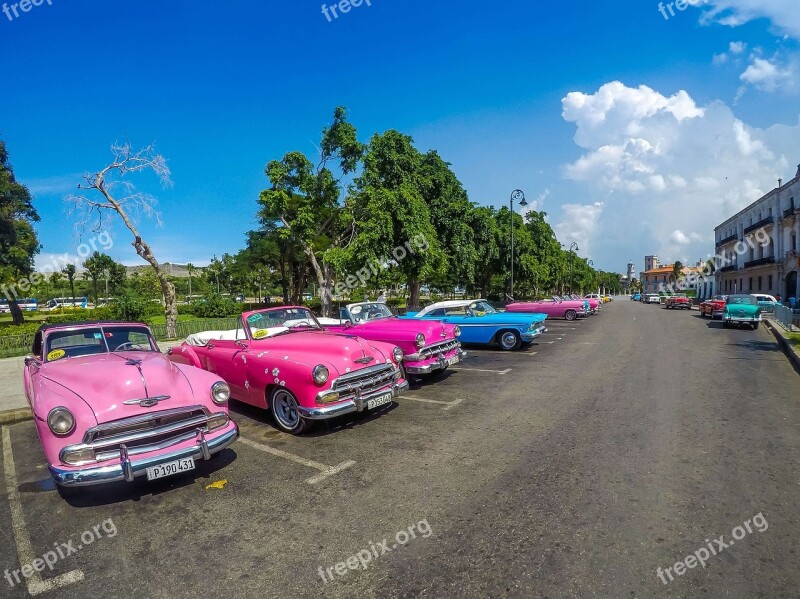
[764,319,800,375]
[0,407,33,426]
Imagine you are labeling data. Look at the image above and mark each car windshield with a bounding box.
[727,295,757,305]
[467,301,497,316]
[44,325,157,361]
[245,308,322,338]
[349,303,393,322]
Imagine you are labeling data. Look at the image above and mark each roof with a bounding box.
[37,321,148,333]
[423,299,486,309]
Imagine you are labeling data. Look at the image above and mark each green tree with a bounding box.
[82,252,114,301]
[0,141,41,324]
[259,107,363,316]
[62,264,77,299]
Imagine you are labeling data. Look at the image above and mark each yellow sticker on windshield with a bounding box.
[252,329,268,340]
[47,349,66,361]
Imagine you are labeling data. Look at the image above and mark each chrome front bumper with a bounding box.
[521,326,547,342]
[301,380,409,420]
[405,349,467,375]
[50,423,239,487]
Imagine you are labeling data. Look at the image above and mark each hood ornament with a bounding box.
[123,395,170,408]
[354,356,374,365]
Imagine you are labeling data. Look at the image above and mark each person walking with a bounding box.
[377,290,386,303]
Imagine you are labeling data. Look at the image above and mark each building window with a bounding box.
[740,278,743,291]
[769,274,773,290]
[758,276,762,291]
[749,277,753,291]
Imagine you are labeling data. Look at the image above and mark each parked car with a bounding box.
[317,302,465,376]
[645,294,661,304]
[722,295,762,329]
[569,294,600,313]
[752,294,779,312]
[631,293,642,301]
[664,294,692,310]
[168,307,408,434]
[507,296,590,321]
[404,299,547,350]
[23,322,239,488]
[699,295,727,318]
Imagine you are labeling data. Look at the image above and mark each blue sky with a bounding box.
[1,0,798,275]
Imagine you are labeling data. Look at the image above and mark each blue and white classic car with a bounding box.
[404,299,547,351]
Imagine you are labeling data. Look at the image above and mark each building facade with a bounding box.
[644,255,660,272]
[714,165,800,300]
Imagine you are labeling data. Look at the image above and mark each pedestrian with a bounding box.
[790,296,797,310]
[776,294,782,303]
[377,290,386,303]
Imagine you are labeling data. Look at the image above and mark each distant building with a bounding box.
[644,255,660,272]
[714,164,800,299]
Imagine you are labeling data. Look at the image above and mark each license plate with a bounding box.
[146,457,195,481]
[446,356,459,366]
[366,393,392,410]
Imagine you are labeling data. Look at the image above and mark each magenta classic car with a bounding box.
[168,306,409,435]
[23,322,239,488]
[317,302,466,376]
[570,294,601,313]
[506,296,590,321]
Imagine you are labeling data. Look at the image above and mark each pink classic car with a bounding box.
[317,302,465,376]
[168,306,409,435]
[569,294,601,313]
[506,296,591,321]
[24,322,239,488]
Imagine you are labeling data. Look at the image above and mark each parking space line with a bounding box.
[238,436,356,485]
[403,396,465,411]
[451,367,511,375]
[1,427,85,596]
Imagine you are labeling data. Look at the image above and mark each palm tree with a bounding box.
[50,272,64,299]
[62,264,77,299]
[670,261,684,290]
[186,263,195,298]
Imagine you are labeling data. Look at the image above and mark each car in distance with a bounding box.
[405,299,547,350]
[699,295,727,319]
[23,322,239,489]
[506,296,589,321]
[752,294,779,312]
[631,293,642,301]
[664,294,692,310]
[722,295,762,329]
[318,302,465,376]
[645,294,661,304]
[168,307,408,434]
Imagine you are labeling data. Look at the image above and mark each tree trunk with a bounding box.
[9,299,24,325]
[408,278,421,308]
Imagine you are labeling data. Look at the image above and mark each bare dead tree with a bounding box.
[67,143,179,338]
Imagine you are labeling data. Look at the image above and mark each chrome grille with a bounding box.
[84,406,211,444]
[333,364,398,398]
[418,339,460,359]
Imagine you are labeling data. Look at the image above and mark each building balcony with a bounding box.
[718,264,738,273]
[716,233,738,246]
[743,256,776,269]
[743,217,773,235]
[785,206,797,219]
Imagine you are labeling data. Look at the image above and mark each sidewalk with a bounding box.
[0,339,186,422]
[764,317,800,373]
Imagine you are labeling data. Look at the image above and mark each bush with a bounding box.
[190,294,241,319]
[45,307,115,324]
[0,322,42,336]
[110,293,150,322]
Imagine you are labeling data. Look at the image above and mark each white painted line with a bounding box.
[539,341,556,344]
[305,460,358,485]
[452,367,511,375]
[1,427,85,596]
[403,396,465,411]
[524,351,538,356]
[238,436,355,485]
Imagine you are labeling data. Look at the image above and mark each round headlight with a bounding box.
[393,347,404,363]
[313,364,329,385]
[211,381,231,405]
[415,333,425,348]
[47,407,75,436]
[453,326,461,338]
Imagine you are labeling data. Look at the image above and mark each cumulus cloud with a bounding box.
[700,0,800,40]
[560,81,800,266]
[739,55,795,92]
[553,202,604,259]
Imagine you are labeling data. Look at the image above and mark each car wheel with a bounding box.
[564,309,577,321]
[752,322,760,330]
[498,330,522,351]
[270,388,309,435]
[723,321,729,328]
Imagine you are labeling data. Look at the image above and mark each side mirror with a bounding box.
[24,355,40,367]
[343,321,352,328]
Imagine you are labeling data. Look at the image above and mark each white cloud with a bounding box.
[553,202,605,259]
[739,55,794,92]
[560,81,800,267]
[700,0,800,40]
[729,41,747,54]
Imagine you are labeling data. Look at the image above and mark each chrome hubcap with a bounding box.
[501,333,517,348]
[273,390,299,429]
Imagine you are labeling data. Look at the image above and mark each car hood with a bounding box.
[252,330,393,376]
[40,352,196,424]
[349,317,453,341]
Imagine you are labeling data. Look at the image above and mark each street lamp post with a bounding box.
[568,242,579,294]
[510,190,528,300]
[587,259,594,294]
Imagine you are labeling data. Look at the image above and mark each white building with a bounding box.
[714,164,800,300]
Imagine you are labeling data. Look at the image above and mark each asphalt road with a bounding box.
[1,301,798,599]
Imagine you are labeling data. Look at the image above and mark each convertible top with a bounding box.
[37,321,148,333]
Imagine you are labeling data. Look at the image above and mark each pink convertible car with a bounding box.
[506,296,591,321]
[318,302,465,376]
[168,306,409,435]
[24,322,239,488]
